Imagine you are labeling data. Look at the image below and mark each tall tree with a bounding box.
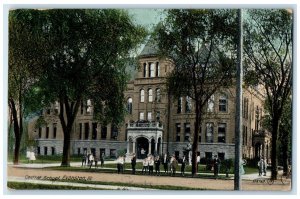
[9,10,47,164]
[154,9,237,176]
[30,9,146,166]
[244,9,292,179]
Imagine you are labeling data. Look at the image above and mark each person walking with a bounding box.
[94,155,98,169]
[181,155,187,176]
[89,154,94,169]
[154,156,161,176]
[131,153,137,174]
[81,153,87,167]
[258,158,267,176]
[117,156,122,174]
[29,151,36,163]
[162,153,169,174]
[148,156,154,175]
[171,155,178,177]
[142,158,148,175]
[100,153,105,167]
[213,155,221,179]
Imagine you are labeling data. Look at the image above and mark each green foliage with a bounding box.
[153,9,237,175]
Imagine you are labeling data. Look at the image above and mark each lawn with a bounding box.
[7,181,107,190]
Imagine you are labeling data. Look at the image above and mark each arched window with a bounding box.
[177,97,183,113]
[148,89,153,102]
[127,98,133,114]
[219,94,227,112]
[140,89,145,102]
[156,88,161,102]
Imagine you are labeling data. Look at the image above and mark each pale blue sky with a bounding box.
[127,9,165,30]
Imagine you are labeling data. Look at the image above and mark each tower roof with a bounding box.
[139,39,159,58]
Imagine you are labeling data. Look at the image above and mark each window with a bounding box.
[185,96,192,113]
[110,149,117,158]
[206,123,214,143]
[46,127,49,139]
[79,123,82,139]
[37,147,40,155]
[77,148,81,156]
[51,147,55,155]
[156,111,160,121]
[207,95,214,112]
[44,147,48,155]
[177,97,183,113]
[139,112,144,120]
[148,89,153,102]
[80,101,84,114]
[127,98,133,114]
[156,88,161,102]
[205,152,212,160]
[156,62,160,77]
[38,127,42,139]
[150,62,155,77]
[140,89,145,102]
[53,123,57,139]
[92,123,97,140]
[86,99,92,114]
[219,94,227,112]
[101,126,107,139]
[218,152,225,161]
[176,123,181,142]
[100,148,105,157]
[218,123,226,143]
[255,106,260,130]
[143,63,147,77]
[84,123,89,140]
[147,112,152,121]
[184,123,191,141]
[54,101,59,114]
[111,125,118,139]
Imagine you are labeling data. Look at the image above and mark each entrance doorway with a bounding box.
[136,137,149,159]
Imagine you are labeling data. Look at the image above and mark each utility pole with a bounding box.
[234,8,243,190]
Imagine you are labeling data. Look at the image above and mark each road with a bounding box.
[7,165,292,191]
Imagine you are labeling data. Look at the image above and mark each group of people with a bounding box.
[130,153,191,177]
[82,152,105,169]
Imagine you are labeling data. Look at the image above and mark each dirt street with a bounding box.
[7,166,291,191]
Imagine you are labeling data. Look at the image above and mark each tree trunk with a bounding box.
[61,127,71,167]
[59,98,80,167]
[9,99,22,165]
[281,134,289,174]
[271,116,279,179]
[191,99,201,176]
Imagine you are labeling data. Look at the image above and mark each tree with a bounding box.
[9,10,47,164]
[30,9,146,166]
[262,98,292,174]
[154,9,237,176]
[244,9,292,179]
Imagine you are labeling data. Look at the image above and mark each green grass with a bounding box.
[7,180,209,190]
[7,181,108,190]
[8,154,82,164]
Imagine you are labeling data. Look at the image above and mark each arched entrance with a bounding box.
[136,137,149,159]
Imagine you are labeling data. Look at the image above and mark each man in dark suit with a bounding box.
[131,153,137,174]
[162,153,169,174]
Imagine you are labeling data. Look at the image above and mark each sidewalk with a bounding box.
[8,162,264,180]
